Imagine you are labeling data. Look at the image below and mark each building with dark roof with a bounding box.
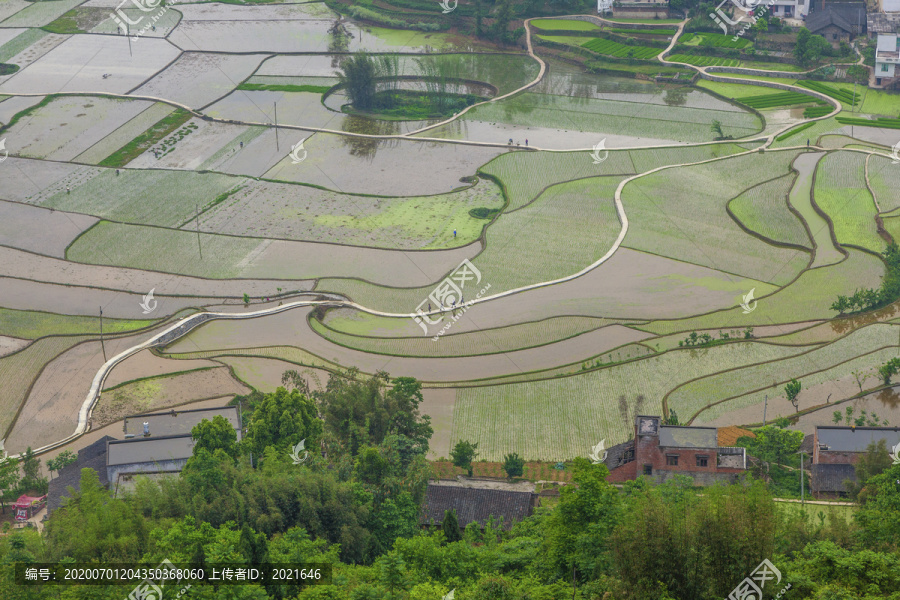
[605,416,748,485]
[421,482,535,530]
[47,435,115,514]
[810,425,900,497]
[807,1,867,44]
[810,463,858,496]
[122,406,240,438]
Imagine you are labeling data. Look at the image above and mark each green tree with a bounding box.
[794,27,831,66]
[786,378,802,412]
[738,424,804,468]
[450,440,478,477]
[878,357,900,385]
[377,552,410,598]
[663,409,679,426]
[847,439,893,500]
[338,52,378,110]
[711,119,724,138]
[45,468,148,561]
[0,456,19,514]
[244,387,323,459]
[46,450,77,479]
[192,415,239,462]
[830,295,851,314]
[442,509,462,543]
[502,453,525,479]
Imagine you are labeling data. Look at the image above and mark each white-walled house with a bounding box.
[875,33,899,87]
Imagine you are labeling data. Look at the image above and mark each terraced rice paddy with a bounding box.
[1,4,898,464]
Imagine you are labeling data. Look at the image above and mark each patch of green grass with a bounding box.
[604,17,683,23]
[607,27,676,35]
[586,57,690,76]
[857,87,900,116]
[813,152,883,253]
[696,79,780,99]
[835,116,900,130]
[798,80,860,107]
[41,9,82,34]
[868,155,900,215]
[682,31,750,49]
[538,34,597,47]
[99,108,193,168]
[729,173,810,248]
[531,18,600,31]
[803,106,833,119]
[469,207,501,220]
[237,83,332,94]
[0,63,17,75]
[775,500,856,523]
[0,308,154,340]
[736,92,823,109]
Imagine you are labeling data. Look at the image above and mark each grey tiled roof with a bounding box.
[817,426,900,453]
[810,463,857,493]
[421,485,534,530]
[658,425,717,448]
[47,436,115,514]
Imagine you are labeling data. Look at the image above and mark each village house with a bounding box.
[604,415,750,485]
[810,424,900,497]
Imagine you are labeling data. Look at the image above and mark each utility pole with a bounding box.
[99,306,107,362]
[195,204,202,260]
[274,102,280,152]
[800,451,805,507]
[763,394,768,426]
[127,23,132,57]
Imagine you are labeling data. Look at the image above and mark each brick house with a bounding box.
[807,1,867,46]
[810,425,900,497]
[605,416,749,485]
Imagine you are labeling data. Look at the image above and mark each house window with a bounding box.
[643,465,652,476]
[833,34,838,40]
[666,455,679,466]
[882,64,890,72]
[696,455,709,467]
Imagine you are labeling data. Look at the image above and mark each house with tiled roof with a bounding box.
[810,425,900,497]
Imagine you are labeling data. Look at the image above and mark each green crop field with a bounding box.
[867,155,900,215]
[680,32,751,49]
[0,308,153,340]
[451,340,808,461]
[582,38,662,60]
[668,323,898,422]
[66,221,261,279]
[42,169,243,228]
[667,54,740,67]
[0,28,49,62]
[637,250,882,334]
[813,152,883,253]
[728,174,811,248]
[310,313,610,357]
[697,80,789,100]
[622,150,810,286]
[479,144,749,211]
[735,92,823,110]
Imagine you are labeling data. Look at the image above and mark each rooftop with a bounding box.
[421,484,534,530]
[717,425,755,447]
[810,463,857,493]
[658,425,717,448]
[107,434,195,466]
[816,425,900,453]
[123,405,240,438]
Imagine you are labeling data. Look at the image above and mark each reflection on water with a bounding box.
[339,115,401,159]
[663,86,689,107]
[830,301,899,334]
[876,387,900,409]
